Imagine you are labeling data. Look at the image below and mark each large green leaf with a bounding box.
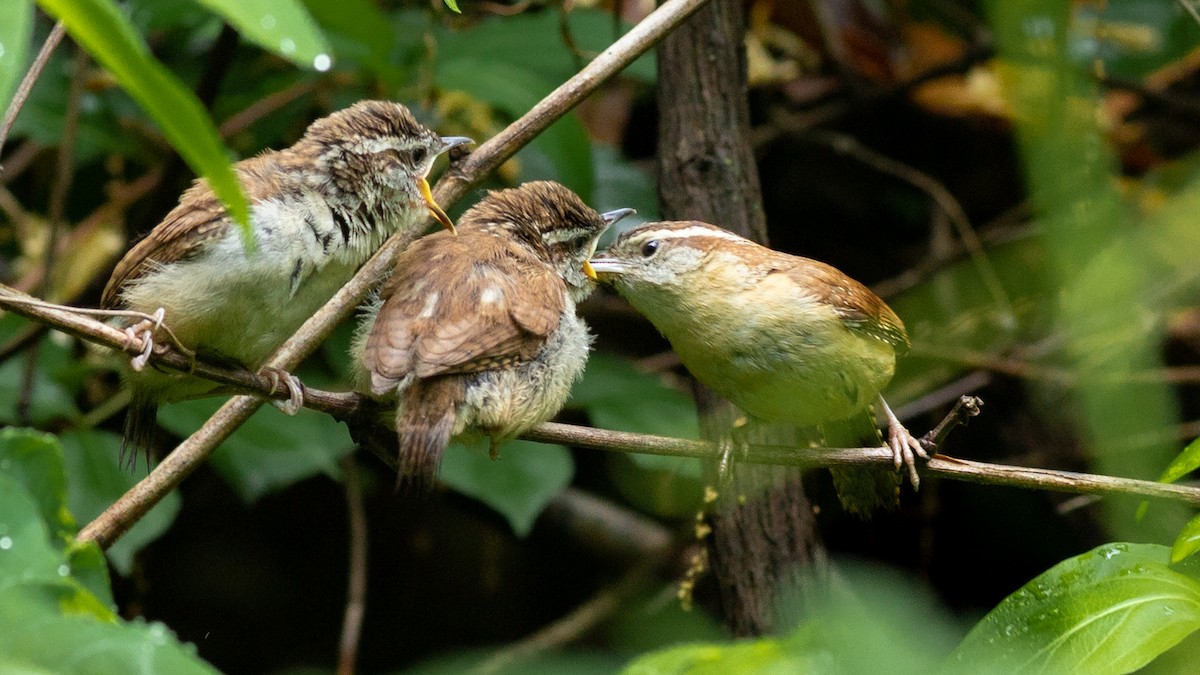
[157,398,353,502]
[0,428,75,544]
[59,430,181,576]
[437,58,594,201]
[36,0,250,232]
[944,543,1200,674]
[570,353,704,517]
[0,0,33,109]
[300,0,392,76]
[0,473,68,593]
[193,0,331,70]
[439,438,574,537]
[0,583,218,675]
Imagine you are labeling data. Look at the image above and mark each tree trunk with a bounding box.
[656,0,825,637]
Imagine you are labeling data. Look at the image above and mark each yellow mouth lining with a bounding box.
[420,178,456,235]
[583,260,597,280]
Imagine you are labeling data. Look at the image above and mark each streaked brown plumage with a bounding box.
[103,100,469,466]
[354,181,632,490]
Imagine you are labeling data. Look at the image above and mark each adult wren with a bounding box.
[102,100,471,464]
[354,181,633,490]
[588,220,928,486]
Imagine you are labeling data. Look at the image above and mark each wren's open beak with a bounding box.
[419,179,456,235]
[601,208,636,225]
[419,137,474,235]
[584,208,635,280]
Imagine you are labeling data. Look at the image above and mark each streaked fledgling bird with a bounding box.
[354,181,633,490]
[102,100,470,466]
[589,220,928,489]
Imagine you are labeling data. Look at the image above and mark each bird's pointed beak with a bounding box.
[419,177,456,235]
[587,255,627,280]
[601,208,636,226]
[419,137,472,235]
[439,136,474,153]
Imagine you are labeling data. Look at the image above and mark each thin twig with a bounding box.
[0,22,66,169]
[802,129,1016,329]
[921,395,983,447]
[0,141,43,184]
[75,0,713,550]
[337,456,368,675]
[17,42,86,423]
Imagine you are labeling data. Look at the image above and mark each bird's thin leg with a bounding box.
[261,365,305,415]
[879,394,928,489]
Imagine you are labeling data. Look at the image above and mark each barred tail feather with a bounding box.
[121,392,159,472]
[395,379,461,493]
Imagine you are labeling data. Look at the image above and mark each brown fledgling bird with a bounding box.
[103,100,470,465]
[354,181,633,490]
[589,220,928,487]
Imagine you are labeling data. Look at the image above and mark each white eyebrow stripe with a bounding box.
[346,137,406,154]
[629,226,746,244]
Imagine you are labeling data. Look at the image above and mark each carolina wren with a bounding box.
[102,100,471,463]
[588,220,928,485]
[354,181,633,489]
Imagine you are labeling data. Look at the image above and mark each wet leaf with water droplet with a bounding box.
[943,543,1200,674]
[192,0,330,70]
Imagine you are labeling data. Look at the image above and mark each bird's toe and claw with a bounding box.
[888,421,930,489]
[123,307,166,371]
[262,367,305,415]
[879,394,931,489]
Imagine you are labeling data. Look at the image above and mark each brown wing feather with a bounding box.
[101,152,291,309]
[363,233,566,395]
[780,256,909,351]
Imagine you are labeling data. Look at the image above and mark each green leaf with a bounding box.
[1159,435,1200,484]
[442,0,461,14]
[299,0,394,77]
[436,59,594,200]
[0,314,80,425]
[192,0,331,70]
[1173,513,1200,564]
[0,438,213,671]
[570,353,699,440]
[0,0,33,109]
[944,543,1200,674]
[0,428,75,544]
[434,8,654,84]
[0,584,218,674]
[571,353,704,516]
[157,398,353,502]
[439,438,574,537]
[58,430,181,576]
[623,631,817,675]
[0,473,67,592]
[36,0,250,233]
[593,144,657,242]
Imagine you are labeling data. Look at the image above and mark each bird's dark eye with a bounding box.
[410,147,428,165]
[641,240,660,257]
[571,235,591,250]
